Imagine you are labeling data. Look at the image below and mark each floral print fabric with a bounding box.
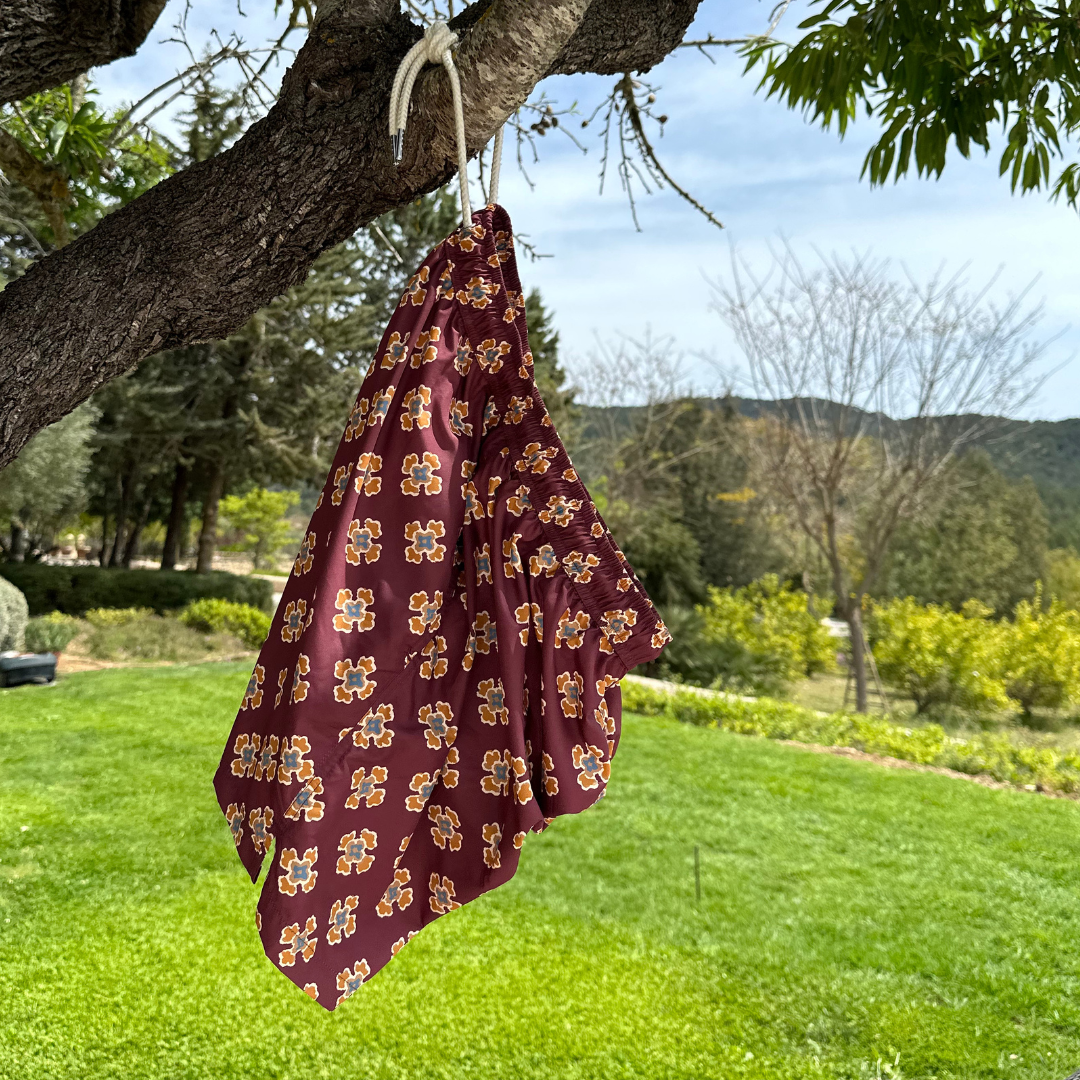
[214,205,669,1010]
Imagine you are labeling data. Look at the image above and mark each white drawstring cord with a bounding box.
[389,19,504,230]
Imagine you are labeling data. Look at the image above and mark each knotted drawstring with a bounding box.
[389,19,504,230]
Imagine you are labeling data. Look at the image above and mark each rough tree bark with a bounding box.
[0,0,701,469]
[196,464,226,575]
[0,0,169,106]
[160,458,190,570]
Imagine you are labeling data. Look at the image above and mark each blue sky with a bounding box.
[92,0,1080,418]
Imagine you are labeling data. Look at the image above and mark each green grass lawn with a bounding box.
[2,664,1079,1080]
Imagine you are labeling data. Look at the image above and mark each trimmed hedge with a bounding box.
[622,678,1080,796]
[0,563,273,617]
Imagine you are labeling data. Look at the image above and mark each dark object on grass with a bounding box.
[0,564,272,617]
[0,652,57,688]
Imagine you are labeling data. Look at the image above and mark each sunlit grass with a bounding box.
[1,664,1079,1079]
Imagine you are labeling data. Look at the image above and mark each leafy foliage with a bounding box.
[178,599,270,650]
[23,613,79,654]
[0,575,28,651]
[218,488,298,571]
[745,0,1080,208]
[1001,593,1080,715]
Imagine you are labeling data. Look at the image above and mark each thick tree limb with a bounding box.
[0,0,700,467]
[0,0,169,106]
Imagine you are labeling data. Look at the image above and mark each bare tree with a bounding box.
[712,249,1049,711]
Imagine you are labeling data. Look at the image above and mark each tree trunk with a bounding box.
[98,503,109,566]
[196,465,226,574]
[846,604,868,713]
[108,471,133,568]
[161,459,190,570]
[122,486,155,568]
[9,522,26,562]
[0,0,702,469]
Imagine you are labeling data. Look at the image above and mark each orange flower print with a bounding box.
[449,398,472,436]
[599,608,637,654]
[453,338,473,374]
[231,733,259,777]
[591,521,605,538]
[555,608,591,650]
[418,701,456,749]
[529,544,558,577]
[408,590,443,635]
[226,802,245,847]
[428,804,462,851]
[480,749,511,795]
[335,959,371,1006]
[240,665,263,708]
[278,915,318,966]
[617,576,632,593]
[350,702,394,748]
[291,654,311,704]
[293,532,317,575]
[488,229,513,266]
[482,822,502,868]
[514,602,540,645]
[353,452,382,496]
[281,599,311,643]
[336,828,377,875]
[594,700,616,736]
[482,397,501,434]
[572,744,611,790]
[516,771,534,805]
[429,873,461,914]
[475,543,492,584]
[275,667,288,708]
[420,637,448,680]
[504,395,532,424]
[285,777,325,822]
[278,735,314,785]
[404,519,446,563]
[513,831,527,850]
[475,338,510,373]
[410,326,441,368]
[278,846,319,896]
[326,895,359,945]
[539,495,582,528]
[369,386,395,427]
[400,264,429,306]
[596,673,619,697]
[505,486,531,517]
[557,671,584,718]
[437,261,455,300]
[344,396,368,441]
[562,550,600,584]
[400,386,433,431]
[331,463,353,506]
[303,983,319,1001]
[477,678,508,725]
[562,467,579,482]
[502,289,525,324]
[461,481,484,524]
[346,764,388,810]
[334,656,377,703]
[333,588,375,633]
[452,221,484,251]
[249,806,273,853]
[380,330,409,369]
[377,868,414,917]
[439,746,460,789]
[473,611,497,654]
[461,631,477,672]
[405,772,436,812]
[401,451,442,496]
[345,517,382,565]
[456,276,498,309]
[503,533,523,578]
[651,620,672,649]
[486,475,503,515]
[542,752,559,796]
[515,442,557,475]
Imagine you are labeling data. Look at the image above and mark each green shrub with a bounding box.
[83,614,229,662]
[869,597,1009,714]
[0,575,29,651]
[0,564,272,617]
[24,612,79,654]
[1001,594,1080,717]
[179,599,270,650]
[621,678,1080,795]
[84,607,154,627]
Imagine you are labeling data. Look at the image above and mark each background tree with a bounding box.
[219,488,300,571]
[714,250,1046,711]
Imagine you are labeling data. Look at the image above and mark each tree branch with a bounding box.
[0,0,702,467]
[0,0,169,106]
[0,127,70,245]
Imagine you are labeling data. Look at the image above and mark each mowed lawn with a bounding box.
[1,666,1079,1080]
